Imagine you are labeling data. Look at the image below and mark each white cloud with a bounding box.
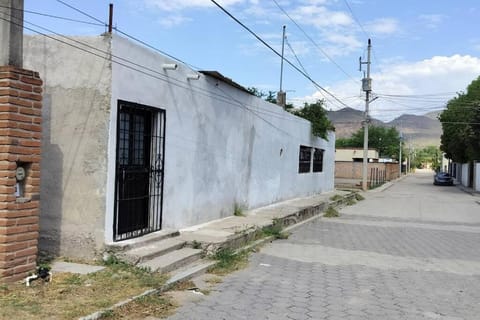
[144,0,244,11]
[365,18,400,36]
[291,5,353,29]
[158,15,192,27]
[418,14,447,29]
[294,55,480,121]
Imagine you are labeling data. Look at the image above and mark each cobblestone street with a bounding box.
[167,173,480,320]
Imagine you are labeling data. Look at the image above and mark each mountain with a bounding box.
[328,108,442,147]
[326,107,384,139]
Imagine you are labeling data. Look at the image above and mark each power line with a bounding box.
[342,0,368,39]
[55,0,199,70]
[272,0,358,85]
[1,11,326,136]
[55,0,105,25]
[0,4,104,26]
[210,0,352,109]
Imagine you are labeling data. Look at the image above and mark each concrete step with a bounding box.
[119,238,186,265]
[139,248,203,273]
[106,229,180,252]
[166,259,216,286]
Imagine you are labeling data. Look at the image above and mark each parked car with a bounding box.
[433,172,454,186]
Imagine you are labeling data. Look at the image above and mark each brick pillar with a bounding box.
[0,66,42,283]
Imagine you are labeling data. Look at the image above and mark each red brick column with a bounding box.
[0,66,42,283]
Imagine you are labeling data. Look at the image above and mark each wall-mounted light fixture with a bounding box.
[162,63,178,70]
[186,74,200,80]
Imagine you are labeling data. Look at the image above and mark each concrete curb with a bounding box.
[78,191,357,320]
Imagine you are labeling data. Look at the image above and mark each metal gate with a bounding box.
[114,100,165,241]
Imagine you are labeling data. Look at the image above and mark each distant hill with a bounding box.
[327,107,384,139]
[328,108,443,147]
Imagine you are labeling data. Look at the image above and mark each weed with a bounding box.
[323,206,339,218]
[209,248,249,275]
[99,293,177,319]
[329,194,343,201]
[204,276,223,284]
[0,258,168,320]
[63,274,84,286]
[346,198,356,206]
[261,224,289,239]
[100,309,114,318]
[233,203,245,217]
[191,240,202,249]
[355,193,365,201]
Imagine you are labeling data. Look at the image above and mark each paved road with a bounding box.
[167,172,480,320]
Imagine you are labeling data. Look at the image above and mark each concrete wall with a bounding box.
[335,162,399,181]
[461,163,470,187]
[23,36,112,258]
[22,34,335,256]
[105,35,334,241]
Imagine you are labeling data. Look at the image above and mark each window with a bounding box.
[313,148,324,172]
[298,146,312,173]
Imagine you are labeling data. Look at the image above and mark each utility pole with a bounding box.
[277,25,286,109]
[0,0,24,67]
[398,132,403,177]
[360,39,372,191]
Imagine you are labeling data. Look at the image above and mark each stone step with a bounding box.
[139,248,203,273]
[166,259,216,286]
[120,238,186,265]
[106,229,180,252]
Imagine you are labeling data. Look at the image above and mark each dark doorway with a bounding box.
[114,101,165,241]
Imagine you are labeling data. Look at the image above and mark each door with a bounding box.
[114,101,165,241]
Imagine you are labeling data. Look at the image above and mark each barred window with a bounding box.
[313,148,324,172]
[298,146,312,173]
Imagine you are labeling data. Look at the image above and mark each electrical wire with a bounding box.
[271,0,359,85]
[0,4,104,26]
[1,10,326,136]
[54,0,199,71]
[210,0,353,110]
[55,0,105,25]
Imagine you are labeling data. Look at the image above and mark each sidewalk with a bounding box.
[80,189,358,320]
[178,189,354,254]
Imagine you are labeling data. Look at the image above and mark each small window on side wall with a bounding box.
[313,148,324,172]
[298,145,312,173]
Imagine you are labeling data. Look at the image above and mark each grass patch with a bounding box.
[355,193,365,201]
[191,240,202,249]
[233,203,245,217]
[208,248,250,276]
[0,258,168,320]
[204,276,223,285]
[323,206,339,218]
[261,224,289,240]
[99,292,177,319]
[329,194,343,201]
[346,198,356,206]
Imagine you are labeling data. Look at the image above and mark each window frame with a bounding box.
[298,145,312,173]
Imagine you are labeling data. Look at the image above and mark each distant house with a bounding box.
[335,148,379,162]
[23,34,335,258]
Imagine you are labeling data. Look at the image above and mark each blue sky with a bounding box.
[23,0,480,120]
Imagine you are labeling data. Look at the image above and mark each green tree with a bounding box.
[412,146,441,171]
[439,76,480,162]
[290,100,334,140]
[335,125,401,159]
[247,87,294,110]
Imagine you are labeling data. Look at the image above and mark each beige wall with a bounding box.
[335,162,399,181]
[335,148,379,162]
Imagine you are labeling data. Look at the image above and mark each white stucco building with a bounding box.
[24,34,335,258]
